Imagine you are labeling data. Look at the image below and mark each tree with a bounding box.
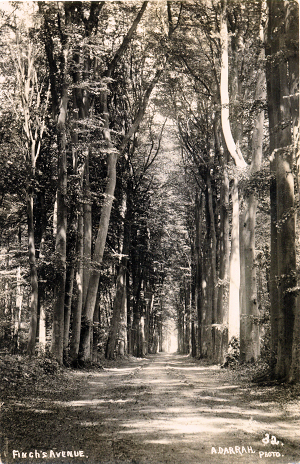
[266,0,299,381]
[0,5,51,356]
[220,0,265,362]
[78,1,152,363]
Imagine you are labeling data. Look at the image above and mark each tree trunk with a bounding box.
[13,267,23,352]
[191,321,196,357]
[68,42,89,362]
[105,196,131,359]
[118,281,128,356]
[79,144,117,362]
[158,312,163,352]
[70,209,84,361]
[239,18,265,362]
[195,192,204,357]
[184,281,191,354]
[275,148,296,379]
[51,83,68,364]
[203,232,213,359]
[140,312,147,356]
[26,187,39,356]
[275,42,296,378]
[218,163,229,361]
[220,0,247,170]
[36,199,47,352]
[286,0,299,383]
[240,195,260,362]
[266,0,297,381]
[105,264,127,359]
[83,153,92,306]
[39,299,46,350]
[63,265,75,356]
[228,178,240,342]
[207,172,218,361]
[266,3,280,367]
[92,292,101,361]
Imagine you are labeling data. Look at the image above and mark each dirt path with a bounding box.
[1,353,300,464]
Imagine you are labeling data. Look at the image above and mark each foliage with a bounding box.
[0,353,63,399]
[222,337,240,368]
[37,349,61,374]
[0,1,298,383]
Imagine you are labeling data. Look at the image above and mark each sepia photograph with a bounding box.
[0,1,299,463]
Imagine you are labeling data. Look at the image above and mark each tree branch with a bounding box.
[107,1,148,76]
[220,0,247,169]
[119,66,164,153]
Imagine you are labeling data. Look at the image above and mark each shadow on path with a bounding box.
[1,353,300,464]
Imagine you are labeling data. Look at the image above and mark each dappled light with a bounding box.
[2,353,300,463]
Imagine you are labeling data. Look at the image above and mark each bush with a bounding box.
[222,336,240,368]
[38,357,59,374]
[37,350,60,374]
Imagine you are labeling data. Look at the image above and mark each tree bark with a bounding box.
[105,199,131,359]
[195,191,204,357]
[203,203,213,358]
[70,208,84,362]
[266,0,297,381]
[184,280,191,354]
[286,0,299,383]
[240,194,260,362]
[228,178,240,342]
[26,184,39,356]
[63,266,75,355]
[105,264,128,359]
[240,16,265,362]
[14,46,45,357]
[118,280,128,356]
[275,33,295,380]
[83,154,92,307]
[266,1,280,366]
[79,147,117,363]
[220,1,247,170]
[207,173,218,361]
[275,148,296,379]
[51,83,68,364]
[218,168,229,359]
[220,0,246,350]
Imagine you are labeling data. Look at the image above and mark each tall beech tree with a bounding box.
[220,0,265,361]
[12,42,49,356]
[78,1,150,363]
[65,1,104,362]
[38,3,72,363]
[266,0,299,381]
[39,1,106,362]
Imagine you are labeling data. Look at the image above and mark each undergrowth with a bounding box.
[0,352,73,400]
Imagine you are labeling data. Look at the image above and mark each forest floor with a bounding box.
[1,352,300,464]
